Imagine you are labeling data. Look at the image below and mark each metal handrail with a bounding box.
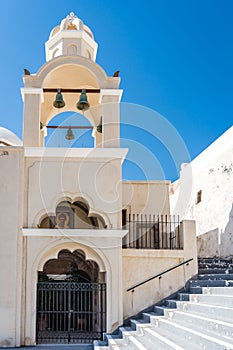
[127,258,194,292]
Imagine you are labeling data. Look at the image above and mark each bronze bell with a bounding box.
[53,89,65,109]
[76,89,90,111]
[65,127,75,140]
[97,116,102,133]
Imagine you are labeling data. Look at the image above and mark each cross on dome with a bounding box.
[67,12,77,22]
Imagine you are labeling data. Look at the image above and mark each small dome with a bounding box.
[0,127,22,146]
[49,12,94,39]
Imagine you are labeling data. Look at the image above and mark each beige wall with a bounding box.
[122,220,197,318]
[0,148,24,347]
[24,148,127,229]
[122,181,170,216]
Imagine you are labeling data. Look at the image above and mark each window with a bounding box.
[122,209,127,227]
[196,190,202,204]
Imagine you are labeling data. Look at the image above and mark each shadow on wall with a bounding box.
[197,228,219,258]
[220,203,233,257]
[197,203,233,258]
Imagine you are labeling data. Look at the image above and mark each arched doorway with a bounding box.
[36,249,106,344]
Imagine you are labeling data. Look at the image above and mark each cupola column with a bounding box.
[99,89,123,148]
[21,88,44,147]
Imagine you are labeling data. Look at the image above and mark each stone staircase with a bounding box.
[95,258,233,350]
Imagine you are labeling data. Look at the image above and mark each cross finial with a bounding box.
[67,12,77,23]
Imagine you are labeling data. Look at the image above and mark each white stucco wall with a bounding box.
[0,148,24,347]
[170,126,233,257]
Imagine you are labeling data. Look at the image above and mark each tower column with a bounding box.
[99,89,123,148]
[21,88,44,147]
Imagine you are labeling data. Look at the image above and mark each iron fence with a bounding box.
[122,214,182,249]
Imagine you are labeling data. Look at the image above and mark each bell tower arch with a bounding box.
[21,13,122,148]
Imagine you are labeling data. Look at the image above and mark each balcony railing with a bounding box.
[122,214,182,250]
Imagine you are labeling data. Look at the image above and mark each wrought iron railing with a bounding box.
[127,258,193,292]
[122,214,182,250]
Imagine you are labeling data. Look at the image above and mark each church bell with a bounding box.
[76,89,90,111]
[65,127,75,140]
[53,89,65,109]
[97,116,102,133]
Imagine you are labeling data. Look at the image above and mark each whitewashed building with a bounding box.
[0,13,197,347]
[171,126,233,258]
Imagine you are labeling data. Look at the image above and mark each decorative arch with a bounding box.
[33,209,55,228]
[34,56,110,87]
[24,231,121,344]
[40,248,100,282]
[32,241,109,344]
[38,198,107,229]
[33,192,111,229]
[35,240,109,274]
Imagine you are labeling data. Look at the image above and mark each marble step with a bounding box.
[197,273,233,280]
[189,279,233,287]
[150,317,233,350]
[198,268,233,274]
[120,325,188,350]
[202,286,233,295]
[176,300,233,322]
[161,308,233,342]
[188,293,233,307]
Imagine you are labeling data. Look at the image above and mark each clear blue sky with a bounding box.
[1,0,233,181]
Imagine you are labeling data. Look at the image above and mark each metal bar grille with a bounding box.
[36,282,106,344]
[122,214,182,249]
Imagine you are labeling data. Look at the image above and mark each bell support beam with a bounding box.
[99,89,123,148]
[21,88,44,147]
[43,88,101,93]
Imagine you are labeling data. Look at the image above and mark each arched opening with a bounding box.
[67,44,77,55]
[44,111,94,148]
[36,249,106,344]
[52,48,59,58]
[39,200,106,229]
[86,50,91,60]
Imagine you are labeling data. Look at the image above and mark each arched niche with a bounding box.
[67,44,78,55]
[39,200,106,229]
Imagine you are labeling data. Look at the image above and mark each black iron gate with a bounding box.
[36,282,106,344]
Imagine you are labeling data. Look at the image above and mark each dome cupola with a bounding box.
[45,12,98,62]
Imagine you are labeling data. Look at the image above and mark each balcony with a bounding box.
[122,214,182,250]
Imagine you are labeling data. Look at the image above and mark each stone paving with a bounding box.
[6,346,93,350]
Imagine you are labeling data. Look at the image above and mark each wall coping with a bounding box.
[24,147,128,161]
[22,228,128,238]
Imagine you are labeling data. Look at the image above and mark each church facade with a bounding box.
[0,13,197,347]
